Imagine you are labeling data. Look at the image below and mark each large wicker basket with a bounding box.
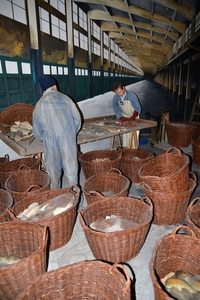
[166,121,197,148]
[0,103,34,136]
[79,195,153,263]
[16,261,131,300]
[191,139,200,166]
[120,148,155,184]
[0,154,9,165]
[8,185,80,251]
[138,147,190,193]
[0,157,40,188]
[149,225,200,300]
[0,221,48,300]
[0,189,13,216]
[83,168,130,205]
[186,197,200,238]
[143,172,197,225]
[5,169,51,203]
[78,149,122,179]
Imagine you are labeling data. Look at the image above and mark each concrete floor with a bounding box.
[1,80,200,299]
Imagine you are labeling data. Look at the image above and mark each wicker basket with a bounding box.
[0,189,13,216]
[83,168,130,205]
[78,149,122,179]
[0,103,34,136]
[186,197,200,239]
[17,261,131,300]
[191,139,200,166]
[149,225,200,300]
[79,195,153,263]
[8,185,80,251]
[120,148,155,183]
[0,157,40,188]
[5,169,51,203]
[0,221,48,300]
[143,172,197,225]
[138,147,190,193]
[0,154,9,165]
[166,121,197,148]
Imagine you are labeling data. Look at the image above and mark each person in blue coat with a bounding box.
[112,81,141,121]
[33,74,81,189]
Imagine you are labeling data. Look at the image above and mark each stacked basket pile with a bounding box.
[191,124,200,166]
[138,147,197,225]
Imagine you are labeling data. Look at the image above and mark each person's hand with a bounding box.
[128,111,138,121]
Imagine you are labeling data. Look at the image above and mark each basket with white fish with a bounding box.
[0,221,47,300]
[0,103,34,141]
[79,195,153,263]
[149,225,200,299]
[83,168,130,205]
[8,185,80,251]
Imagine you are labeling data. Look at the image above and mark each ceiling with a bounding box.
[74,0,200,75]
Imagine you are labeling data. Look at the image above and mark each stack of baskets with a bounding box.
[82,168,130,205]
[149,225,200,299]
[8,185,80,251]
[78,149,122,179]
[5,168,51,203]
[79,195,153,263]
[138,147,196,225]
[16,261,131,300]
[120,148,155,184]
[191,124,200,166]
[0,157,40,189]
[166,121,197,148]
[0,221,47,300]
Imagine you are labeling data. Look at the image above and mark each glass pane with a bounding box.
[21,62,31,74]
[5,61,18,74]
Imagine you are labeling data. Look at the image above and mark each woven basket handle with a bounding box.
[116,148,123,158]
[25,184,41,193]
[108,168,121,175]
[68,184,81,197]
[189,171,197,182]
[166,147,181,155]
[188,197,200,209]
[141,196,153,210]
[78,151,83,159]
[148,152,155,159]
[18,164,31,171]
[171,225,196,238]
[109,264,131,296]
[6,208,18,221]
[4,154,9,161]
[88,191,105,198]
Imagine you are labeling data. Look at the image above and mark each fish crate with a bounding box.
[143,172,197,225]
[0,157,40,188]
[5,169,51,203]
[8,185,80,251]
[79,195,153,263]
[149,225,200,300]
[16,261,131,300]
[0,221,47,300]
[0,189,13,216]
[78,149,122,179]
[186,197,200,239]
[166,121,197,148]
[82,168,130,205]
[0,103,34,136]
[120,148,155,184]
[138,147,190,193]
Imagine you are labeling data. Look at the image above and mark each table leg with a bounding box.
[127,131,138,149]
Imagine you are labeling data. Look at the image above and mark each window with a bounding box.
[92,21,100,40]
[79,8,87,31]
[5,61,18,74]
[1,0,27,24]
[80,33,88,50]
[103,48,108,60]
[39,8,50,34]
[50,0,65,14]
[103,32,109,46]
[21,62,31,74]
[51,15,66,41]
[74,29,79,47]
[73,2,78,24]
[92,41,100,56]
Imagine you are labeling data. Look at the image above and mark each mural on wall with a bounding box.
[74,47,88,68]
[0,15,30,59]
[41,33,68,64]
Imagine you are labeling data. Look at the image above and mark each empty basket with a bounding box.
[8,185,80,251]
[79,195,153,263]
[186,197,200,239]
[16,261,131,300]
[149,225,200,300]
[78,149,122,179]
[5,169,51,203]
[83,168,130,205]
[191,139,200,166]
[0,221,48,300]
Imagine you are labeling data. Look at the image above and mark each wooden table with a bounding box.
[0,118,157,158]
